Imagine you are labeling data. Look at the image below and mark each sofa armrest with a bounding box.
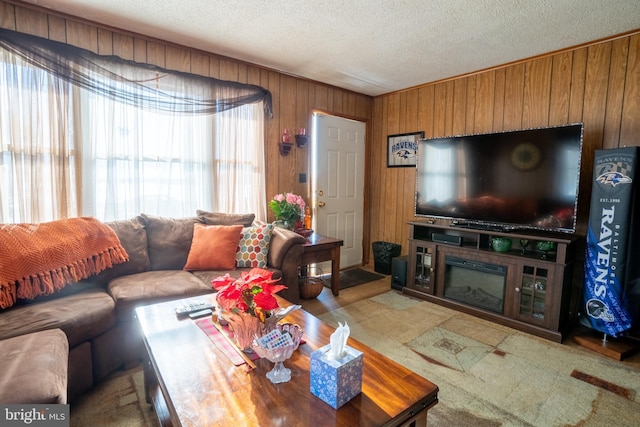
[267,228,306,303]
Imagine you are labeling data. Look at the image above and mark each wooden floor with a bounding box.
[300,264,393,316]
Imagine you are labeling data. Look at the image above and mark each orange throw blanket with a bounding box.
[0,217,129,309]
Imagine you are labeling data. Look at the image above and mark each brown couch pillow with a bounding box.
[196,210,255,227]
[184,224,243,271]
[91,216,151,284]
[140,214,203,270]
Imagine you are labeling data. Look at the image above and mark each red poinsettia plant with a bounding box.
[212,268,287,322]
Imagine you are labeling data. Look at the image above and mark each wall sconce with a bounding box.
[295,127,308,147]
[279,128,293,155]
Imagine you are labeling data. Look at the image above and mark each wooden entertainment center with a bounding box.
[404,221,580,342]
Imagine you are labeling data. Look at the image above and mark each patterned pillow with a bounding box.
[236,223,274,268]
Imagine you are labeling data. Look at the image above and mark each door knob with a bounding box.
[318,202,326,207]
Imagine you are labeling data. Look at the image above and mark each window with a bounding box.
[78,87,214,220]
[0,29,270,223]
[0,56,77,222]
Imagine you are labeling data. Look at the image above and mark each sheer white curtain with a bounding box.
[76,66,215,221]
[0,31,269,223]
[0,49,77,222]
[213,102,267,221]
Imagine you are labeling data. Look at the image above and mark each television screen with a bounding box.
[415,124,584,233]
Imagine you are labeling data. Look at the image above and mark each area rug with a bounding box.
[70,366,154,427]
[317,291,640,427]
[323,268,385,290]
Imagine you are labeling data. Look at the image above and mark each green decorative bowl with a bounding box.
[535,241,557,252]
[491,237,512,252]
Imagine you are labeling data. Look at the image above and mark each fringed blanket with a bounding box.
[0,217,128,309]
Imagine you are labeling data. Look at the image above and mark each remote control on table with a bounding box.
[188,308,213,319]
[175,301,215,317]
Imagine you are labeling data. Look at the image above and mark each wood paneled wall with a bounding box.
[370,31,640,256]
[0,0,373,223]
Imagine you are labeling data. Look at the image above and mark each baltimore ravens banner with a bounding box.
[583,147,640,337]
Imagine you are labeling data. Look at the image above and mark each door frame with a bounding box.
[310,109,372,266]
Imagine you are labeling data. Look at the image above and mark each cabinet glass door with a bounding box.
[515,265,550,325]
[409,241,435,294]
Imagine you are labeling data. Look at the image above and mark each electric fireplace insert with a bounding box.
[443,256,507,314]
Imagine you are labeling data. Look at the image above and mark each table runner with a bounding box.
[194,317,260,366]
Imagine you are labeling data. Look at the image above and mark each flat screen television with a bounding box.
[415,123,584,233]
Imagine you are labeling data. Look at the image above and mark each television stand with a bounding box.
[405,221,580,342]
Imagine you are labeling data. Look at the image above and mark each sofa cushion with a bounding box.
[91,216,151,285]
[0,288,116,348]
[12,279,103,307]
[140,214,203,270]
[0,329,68,404]
[107,270,213,322]
[184,224,243,271]
[236,223,274,268]
[197,210,255,227]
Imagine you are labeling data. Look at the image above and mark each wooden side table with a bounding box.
[300,232,344,296]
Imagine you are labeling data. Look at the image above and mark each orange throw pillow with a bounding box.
[183,224,243,271]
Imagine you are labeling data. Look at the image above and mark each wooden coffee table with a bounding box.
[136,294,438,426]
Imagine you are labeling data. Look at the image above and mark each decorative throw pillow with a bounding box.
[140,214,203,270]
[236,223,274,268]
[183,224,243,271]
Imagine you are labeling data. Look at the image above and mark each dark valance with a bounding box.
[0,28,273,117]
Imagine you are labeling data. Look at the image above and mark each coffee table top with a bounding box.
[136,294,438,426]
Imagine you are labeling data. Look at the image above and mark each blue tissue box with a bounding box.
[310,344,363,409]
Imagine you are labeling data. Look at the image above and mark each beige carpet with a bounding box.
[70,365,154,427]
[70,290,640,426]
[317,291,640,427]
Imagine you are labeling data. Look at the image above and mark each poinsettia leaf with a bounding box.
[253,292,279,311]
[248,267,273,278]
[211,273,235,290]
[261,282,287,295]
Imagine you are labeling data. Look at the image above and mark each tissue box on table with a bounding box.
[310,344,363,409]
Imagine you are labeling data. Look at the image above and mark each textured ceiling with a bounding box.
[23,0,640,96]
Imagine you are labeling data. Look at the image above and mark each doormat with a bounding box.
[323,268,385,290]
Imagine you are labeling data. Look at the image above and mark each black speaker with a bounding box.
[391,255,408,290]
[432,232,462,246]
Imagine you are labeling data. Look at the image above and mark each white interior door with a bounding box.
[312,113,365,269]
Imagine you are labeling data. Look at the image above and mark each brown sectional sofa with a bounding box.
[0,212,306,403]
